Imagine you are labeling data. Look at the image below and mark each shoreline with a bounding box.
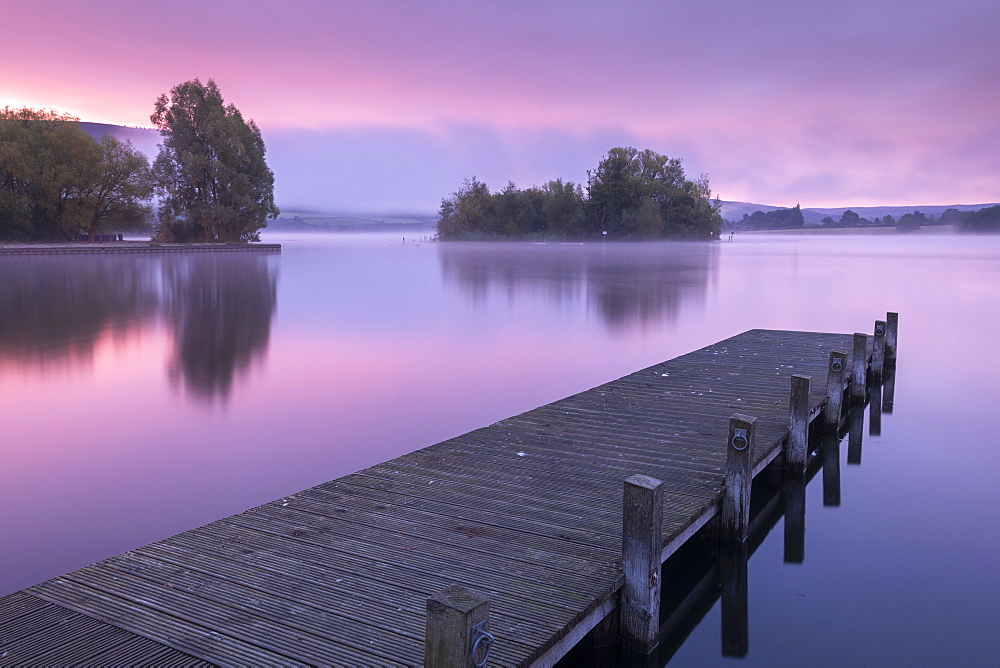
[0,241,281,255]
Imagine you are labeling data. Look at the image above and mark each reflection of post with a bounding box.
[822,430,841,507]
[720,542,749,658]
[851,333,868,403]
[869,381,882,437]
[848,403,864,465]
[783,473,806,564]
[882,361,896,414]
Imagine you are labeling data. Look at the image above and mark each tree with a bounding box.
[839,210,861,227]
[437,177,494,238]
[75,136,153,240]
[541,179,586,236]
[955,205,1000,231]
[1,107,152,241]
[744,205,804,230]
[896,211,926,232]
[435,146,720,240]
[151,79,278,242]
[586,147,720,239]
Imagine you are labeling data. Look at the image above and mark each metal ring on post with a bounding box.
[471,621,494,667]
[831,358,843,372]
[731,428,749,451]
[875,324,884,336]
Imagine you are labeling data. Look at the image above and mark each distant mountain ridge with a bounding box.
[75,122,998,225]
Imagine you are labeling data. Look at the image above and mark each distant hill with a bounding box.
[720,200,1000,225]
[78,122,160,157]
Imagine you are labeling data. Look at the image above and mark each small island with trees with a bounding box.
[437,147,723,240]
[0,79,277,246]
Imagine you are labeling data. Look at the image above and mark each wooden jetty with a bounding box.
[0,320,896,666]
[0,243,280,256]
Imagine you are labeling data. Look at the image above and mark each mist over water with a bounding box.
[2,231,998,664]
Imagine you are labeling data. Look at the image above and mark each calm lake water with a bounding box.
[2,230,998,665]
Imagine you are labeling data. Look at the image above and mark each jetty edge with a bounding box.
[0,318,897,666]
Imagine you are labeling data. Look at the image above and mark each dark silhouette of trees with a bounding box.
[0,107,152,241]
[437,147,721,240]
[952,205,1000,231]
[742,205,804,229]
[151,79,278,242]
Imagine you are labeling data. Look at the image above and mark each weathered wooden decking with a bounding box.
[1,329,867,666]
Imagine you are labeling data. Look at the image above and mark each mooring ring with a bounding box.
[731,428,749,451]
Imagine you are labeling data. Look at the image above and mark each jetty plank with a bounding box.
[0,592,209,667]
[3,329,866,666]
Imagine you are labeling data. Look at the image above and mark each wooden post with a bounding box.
[885,311,898,361]
[425,585,492,668]
[621,474,665,656]
[722,415,756,543]
[851,333,868,403]
[786,374,811,473]
[720,542,749,657]
[872,320,887,378]
[825,350,846,427]
[783,473,806,564]
[822,430,841,507]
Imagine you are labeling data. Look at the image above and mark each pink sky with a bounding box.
[3,0,998,211]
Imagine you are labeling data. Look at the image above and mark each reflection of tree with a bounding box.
[0,256,158,367]
[439,242,716,330]
[0,252,277,402]
[162,254,277,401]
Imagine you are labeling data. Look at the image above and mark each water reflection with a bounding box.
[560,364,895,667]
[163,255,277,401]
[0,256,159,367]
[0,253,277,401]
[720,543,749,657]
[439,242,717,330]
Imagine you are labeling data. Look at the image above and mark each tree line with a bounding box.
[818,205,1000,232]
[0,79,277,243]
[733,204,1000,232]
[738,205,805,229]
[437,147,722,240]
[0,108,152,241]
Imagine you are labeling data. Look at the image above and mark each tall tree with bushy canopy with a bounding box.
[151,79,278,242]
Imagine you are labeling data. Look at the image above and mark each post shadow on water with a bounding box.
[438,242,718,331]
[0,253,277,402]
[558,376,885,667]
